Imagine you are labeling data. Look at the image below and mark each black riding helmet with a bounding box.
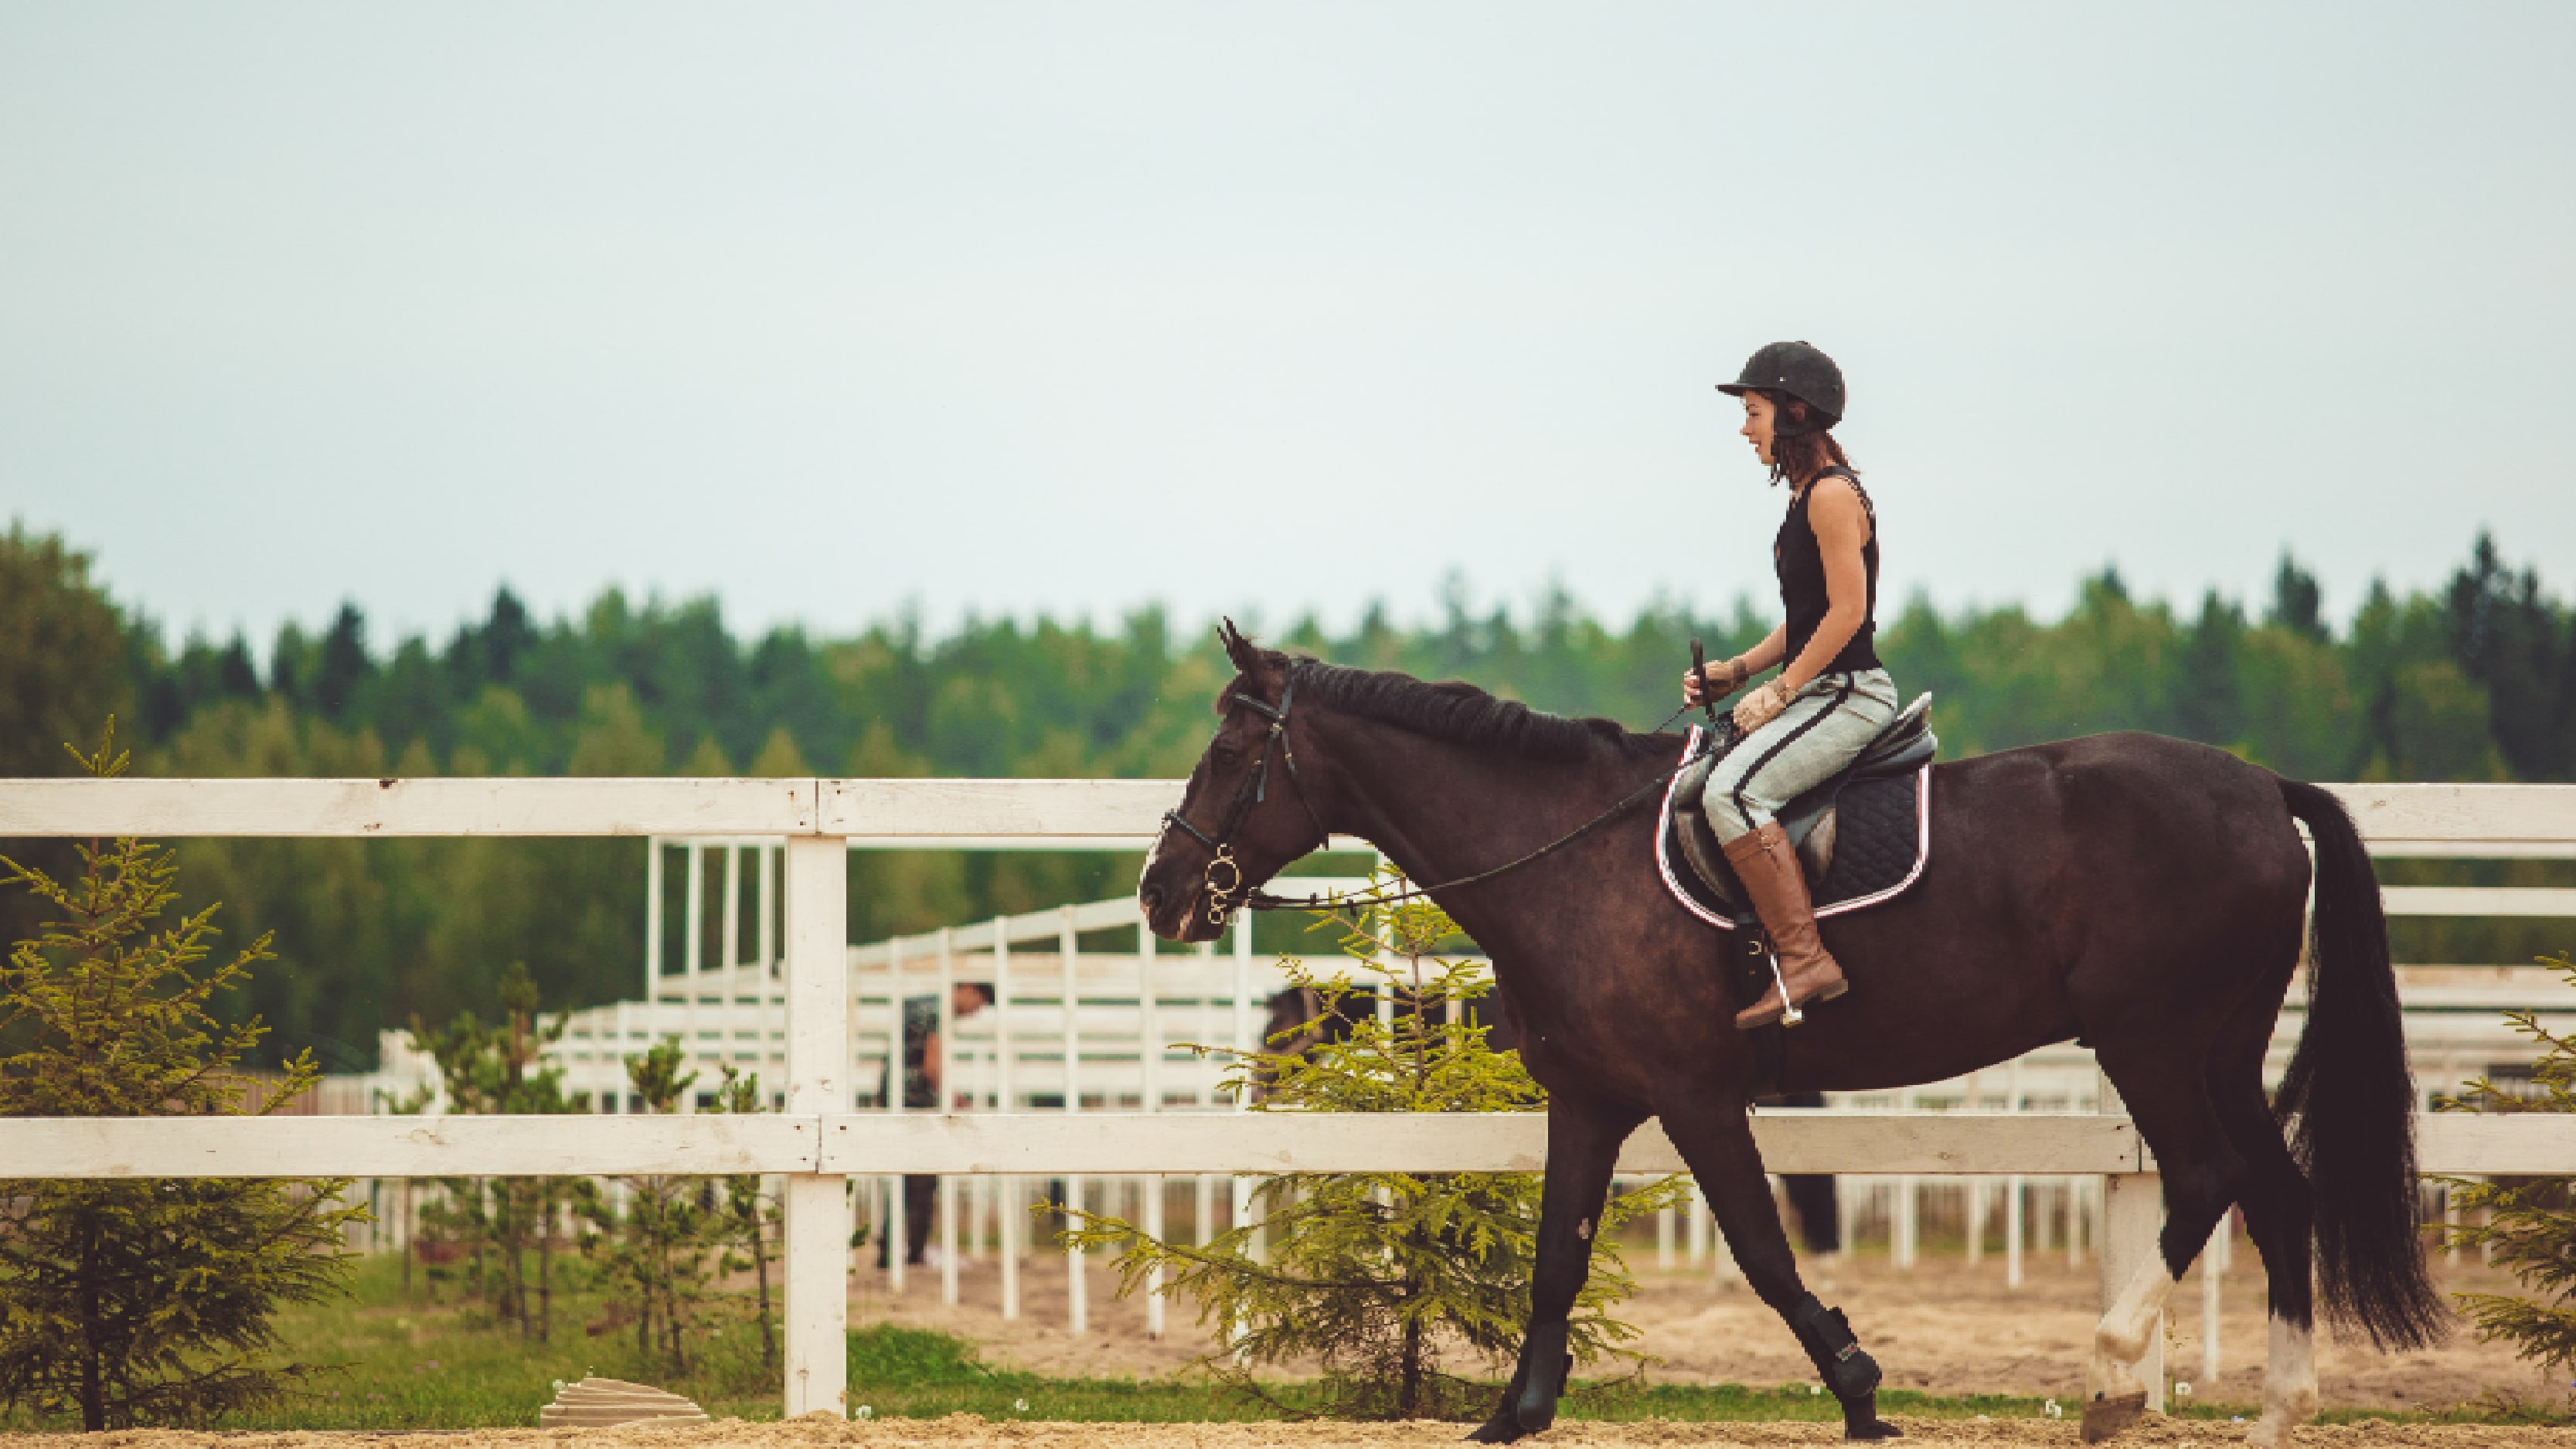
[1717,340,1846,427]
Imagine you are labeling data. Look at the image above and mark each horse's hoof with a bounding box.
[1465,1413,1525,1444]
[1845,1418,1904,1440]
[1504,1344,1566,1437]
[1512,1399,1559,1437]
[2081,1391,2147,1444]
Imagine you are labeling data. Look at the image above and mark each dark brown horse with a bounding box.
[1139,627,2442,1446]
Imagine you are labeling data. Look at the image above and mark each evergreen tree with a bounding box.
[0,727,365,1430]
[311,603,373,723]
[2446,533,2575,781]
[216,634,261,699]
[2436,951,2576,1369]
[2268,552,2328,641]
[267,621,309,708]
[485,586,536,686]
[0,529,135,779]
[2173,591,2248,747]
[0,527,137,952]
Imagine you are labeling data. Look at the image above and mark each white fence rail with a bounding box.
[5,775,2576,1420]
[12,1110,2576,1180]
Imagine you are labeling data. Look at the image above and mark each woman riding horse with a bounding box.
[1684,340,1894,1028]
[1144,345,2442,1445]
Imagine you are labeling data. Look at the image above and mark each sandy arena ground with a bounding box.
[16,1418,2576,1448]
[847,1247,2561,1412]
[5,1239,2560,1447]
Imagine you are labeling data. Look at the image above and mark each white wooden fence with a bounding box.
[3,777,2575,1419]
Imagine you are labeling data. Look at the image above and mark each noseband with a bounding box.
[1157,678,1332,925]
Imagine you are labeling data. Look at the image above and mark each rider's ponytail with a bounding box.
[1761,393,1857,490]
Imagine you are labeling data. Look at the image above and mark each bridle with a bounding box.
[1156,666,1722,927]
[1156,676,1332,925]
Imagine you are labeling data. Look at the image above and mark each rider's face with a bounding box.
[1739,393,1775,468]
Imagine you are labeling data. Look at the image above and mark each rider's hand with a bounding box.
[1732,678,1795,733]
[1680,658,1745,706]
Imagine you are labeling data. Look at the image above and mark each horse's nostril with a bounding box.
[1139,882,1165,917]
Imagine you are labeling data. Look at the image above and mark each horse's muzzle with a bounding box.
[1138,879,1223,944]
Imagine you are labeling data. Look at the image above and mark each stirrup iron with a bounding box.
[1769,947,1804,1027]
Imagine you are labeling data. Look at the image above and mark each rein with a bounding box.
[1244,764,1690,915]
[1162,679,1724,923]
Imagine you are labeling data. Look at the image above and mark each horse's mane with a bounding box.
[1282,657,1653,764]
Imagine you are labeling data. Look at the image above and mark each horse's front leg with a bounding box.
[1465,1094,1642,1444]
[1659,1091,1901,1440]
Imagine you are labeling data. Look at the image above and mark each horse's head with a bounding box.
[1138,620,1333,942]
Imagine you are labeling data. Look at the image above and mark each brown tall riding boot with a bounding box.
[1724,821,1848,1029]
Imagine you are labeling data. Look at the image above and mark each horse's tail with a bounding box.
[2271,777,2446,1350]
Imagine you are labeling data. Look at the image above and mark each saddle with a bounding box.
[1659,692,1937,927]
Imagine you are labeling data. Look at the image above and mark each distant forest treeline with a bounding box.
[5,525,2573,1070]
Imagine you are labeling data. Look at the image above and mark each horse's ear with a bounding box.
[1218,617,1264,676]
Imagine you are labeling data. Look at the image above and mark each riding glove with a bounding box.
[1684,658,1747,705]
[1732,678,1795,733]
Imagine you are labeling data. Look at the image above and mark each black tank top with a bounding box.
[1775,465,1880,674]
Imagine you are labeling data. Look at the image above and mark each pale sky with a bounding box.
[5,2,2571,650]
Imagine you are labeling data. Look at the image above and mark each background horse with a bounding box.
[1138,625,2443,1446]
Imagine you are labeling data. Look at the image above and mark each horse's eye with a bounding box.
[1211,743,1242,767]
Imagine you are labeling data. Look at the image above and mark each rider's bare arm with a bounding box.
[1777,476,1871,694]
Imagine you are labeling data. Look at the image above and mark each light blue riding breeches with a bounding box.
[1700,668,1900,843]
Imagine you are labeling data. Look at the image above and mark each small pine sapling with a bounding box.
[2438,951,2576,1371]
[712,1065,781,1370]
[404,961,587,1340]
[579,1038,720,1379]
[1064,871,1682,1420]
[0,726,368,1429]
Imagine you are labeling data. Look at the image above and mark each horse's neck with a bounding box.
[1319,716,1650,927]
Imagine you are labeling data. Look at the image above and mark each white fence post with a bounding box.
[2101,1173,2166,1411]
[2200,1219,2226,1384]
[1893,1175,1917,1267]
[2098,1069,2164,1413]
[995,922,1019,1321]
[1139,917,1167,1338]
[886,934,907,1295]
[645,838,664,998]
[938,927,959,1307]
[2006,1176,2024,1287]
[723,842,743,973]
[758,841,777,978]
[2005,1057,2026,1288]
[781,835,849,1420]
[1060,905,1087,1336]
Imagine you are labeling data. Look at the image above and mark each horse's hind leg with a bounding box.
[2084,1043,2248,1444]
[2210,1002,2319,1449]
[1467,1094,1642,1444]
[1658,1091,1900,1440]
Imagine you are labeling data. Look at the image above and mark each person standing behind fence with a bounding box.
[879,980,994,1269]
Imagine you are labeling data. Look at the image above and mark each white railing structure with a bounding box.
[3,777,2575,1420]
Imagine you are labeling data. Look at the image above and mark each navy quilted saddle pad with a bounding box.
[1655,716,1933,930]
